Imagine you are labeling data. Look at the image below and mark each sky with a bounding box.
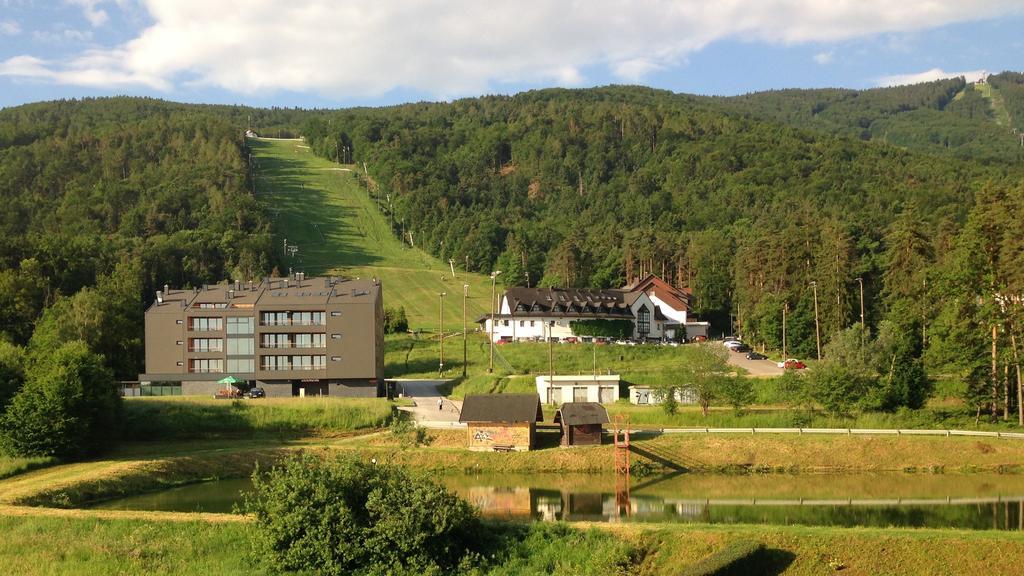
[0,1,1022,110]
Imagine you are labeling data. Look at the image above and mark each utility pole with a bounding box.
[439,292,446,376]
[548,321,554,392]
[856,277,865,356]
[811,281,821,361]
[488,271,502,373]
[782,301,788,359]
[462,284,469,377]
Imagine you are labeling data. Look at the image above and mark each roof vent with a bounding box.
[228,289,235,300]
[163,284,169,294]
[156,290,163,304]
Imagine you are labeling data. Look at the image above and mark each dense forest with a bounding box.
[0,98,275,379]
[298,76,1024,417]
[2,73,1024,419]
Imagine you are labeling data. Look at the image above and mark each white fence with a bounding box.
[633,427,1024,439]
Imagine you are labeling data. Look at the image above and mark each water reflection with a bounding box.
[90,472,1024,530]
[454,475,1024,530]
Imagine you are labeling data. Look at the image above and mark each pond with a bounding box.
[90,472,1024,530]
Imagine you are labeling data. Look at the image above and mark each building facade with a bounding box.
[140,274,384,397]
[535,374,620,404]
[481,287,666,342]
[623,274,710,339]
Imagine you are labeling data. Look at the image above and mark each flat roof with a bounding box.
[146,275,380,312]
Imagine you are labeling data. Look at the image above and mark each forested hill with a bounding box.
[0,97,275,378]
[714,73,1024,164]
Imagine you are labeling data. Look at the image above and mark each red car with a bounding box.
[779,358,806,370]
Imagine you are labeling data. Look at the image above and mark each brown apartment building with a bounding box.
[139,274,384,397]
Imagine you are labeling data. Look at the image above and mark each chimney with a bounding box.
[163,284,169,294]
[228,289,235,300]
[156,290,163,304]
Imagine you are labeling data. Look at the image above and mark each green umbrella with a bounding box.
[218,375,242,386]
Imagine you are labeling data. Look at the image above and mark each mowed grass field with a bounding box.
[249,138,497,331]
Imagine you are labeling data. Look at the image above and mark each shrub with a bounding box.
[244,453,482,576]
[384,306,409,334]
[0,341,121,459]
[569,319,634,339]
[0,341,25,411]
[680,539,766,576]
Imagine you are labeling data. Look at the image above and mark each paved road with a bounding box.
[394,379,462,423]
[725,349,785,377]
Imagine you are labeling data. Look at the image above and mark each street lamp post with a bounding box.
[810,281,821,360]
[856,276,865,355]
[439,292,446,376]
[488,271,501,373]
[462,284,469,377]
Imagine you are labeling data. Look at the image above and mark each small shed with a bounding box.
[553,402,609,447]
[459,393,543,451]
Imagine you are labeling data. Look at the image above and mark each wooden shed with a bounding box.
[459,393,543,452]
[553,402,609,447]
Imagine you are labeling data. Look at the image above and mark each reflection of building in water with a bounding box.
[466,486,532,520]
[672,501,709,521]
[534,491,563,522]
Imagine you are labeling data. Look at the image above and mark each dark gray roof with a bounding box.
[459,394,543,423]
[503,287,636,318]
[554,402,610,426]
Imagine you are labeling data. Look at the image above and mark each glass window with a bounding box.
[637,305,650,336]
[227,316,254,334]
[227,337,254,355]
[189,338,222,352]
[189,317,223,331]
[227,358,254,373]
[293,312,312,326]
[312,312,326,325]
[188,359,223,373]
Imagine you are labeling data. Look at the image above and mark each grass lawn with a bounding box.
[0,456,57,481]
[249,137,497,331]
[3,512,1024,575]
[122,396,400,439]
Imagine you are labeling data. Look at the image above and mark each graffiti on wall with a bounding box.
[469,425,529,448]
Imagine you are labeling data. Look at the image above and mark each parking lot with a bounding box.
[726,348,786,377]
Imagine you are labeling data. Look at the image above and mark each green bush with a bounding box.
[0,341,25,411]
[680,539,765,576]
[570,319,634,339]
[244,453,483,576]
[384,306,409,334]
[0,341,122,459]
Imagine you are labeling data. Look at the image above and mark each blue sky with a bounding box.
[1,1,1022,110]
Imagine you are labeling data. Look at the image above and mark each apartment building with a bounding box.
[139,274,384,397]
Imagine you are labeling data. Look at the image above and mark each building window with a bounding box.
[519,321,524,327]
[227,337,255,355]
[175,340,183,346]
[530,320,535,327]
[175,320,184,325]
[188,338,223,352]
[330,311,341,317]
[502,320,509,327]
[197,302,227,309]
[331,334,341,340]
[295,333,326,348]
[227,316,254,334]
[637,305,650,336]
[188,317,223,332]
[227,358,255,373]
[188,358,223,373]
[331,356,342,362]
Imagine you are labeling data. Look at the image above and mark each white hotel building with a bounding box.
[479,286,667,342]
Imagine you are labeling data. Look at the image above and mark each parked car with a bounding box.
[746,351,767,360]
[562,336,578,344]
[734,344,752,353]
[214,388,242,400]
[245,387,266,399]
[724,340,745,350]
[777,358,807,369]
[691,335,707,342]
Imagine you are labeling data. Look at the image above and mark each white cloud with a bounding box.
[2,1,1022,99]
[0,19,20,36]
[813,51,834,65]
[66,0,110,27]
[33,28,94,43]
[876,67,989,86]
